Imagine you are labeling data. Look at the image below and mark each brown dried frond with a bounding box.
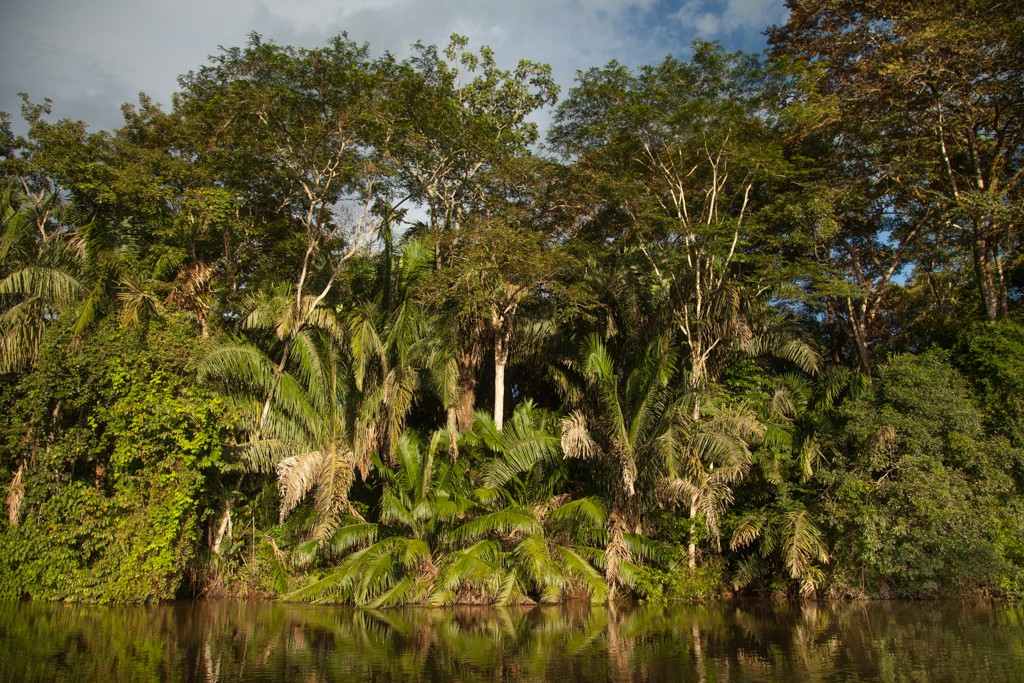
[6,462,25,526]
[560,410,597,460]
[873,424,898,458]
[167,261,216,305]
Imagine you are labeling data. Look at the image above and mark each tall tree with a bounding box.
[388,35,559,432]
[551,43,818,408]
[770,0,1024,322]
[177,34,391,434]
[347,236,457,467]
[420,156,565,431]
[0,188,83,374]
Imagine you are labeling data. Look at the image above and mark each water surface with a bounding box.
[1,599,1021,682]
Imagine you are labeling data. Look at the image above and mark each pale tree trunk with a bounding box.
[492,306,513,432]
[844,297,874,378]
[211,499,234,557]
[973,229,1005,322]
[688,502,698,574]
[211,474,244,558]
[446,406,460,459]
[690,347,705,422]
[493,333,508,432]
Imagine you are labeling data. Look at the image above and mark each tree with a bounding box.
[0,188,83,374]
[441,403,609,604]
[200,290,361,544]
[554,335,680,593]
[178,33,390,435]
[284,428,473,606]
[730,506,830,595]
[347,236,457,467]
[551,43,820,404]
[421,158,565,431]
[725,370,842,595]
[770,0,1024,322]
[0,315,226,602]
[388,35,559,433]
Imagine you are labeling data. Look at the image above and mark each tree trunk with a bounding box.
[493,326,510,431]
[849,310,873,378]
[446,406,460,459]
[973,230,1001,322]
[211,498,234,558]
[688,503,698,575]
[456,358,479,434]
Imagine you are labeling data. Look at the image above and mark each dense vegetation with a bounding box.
[2,0,1022,604]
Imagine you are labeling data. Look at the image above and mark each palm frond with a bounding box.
[621,532,663,563]
[731,555,766,590]
[730,514,764,551]
[798,436,822,480]
[435,539,503,595]
[545,496,607,530]
[312,448,356,542]
[449,507,542,544]
[348,305,384,391]
[560,410,597,460]
[780,509,829,581]
[277,450,326,521]
[0,264,83,305]
[234,437,297,473]
[324,520,378,556]
[512,533,567,596]
[367,575,420,609]
[480,406,562,488]
[555,545,609,602]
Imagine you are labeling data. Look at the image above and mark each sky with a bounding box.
[1,0,788,135]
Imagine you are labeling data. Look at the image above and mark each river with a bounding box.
[1,599,1021,681]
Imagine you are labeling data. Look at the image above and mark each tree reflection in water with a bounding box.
[1,600,1022,682]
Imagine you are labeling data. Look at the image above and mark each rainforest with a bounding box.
[1,0,1023,606]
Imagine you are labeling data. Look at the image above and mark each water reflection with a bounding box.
[1,599,1021,682]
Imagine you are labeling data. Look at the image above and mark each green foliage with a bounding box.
[629,510,725,603]
[0,314,226,602]
[820,350,1023,597]
[630,559,724,604]
[2,14,1023,605]
[955,319,1024,446]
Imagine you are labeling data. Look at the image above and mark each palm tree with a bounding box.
[555,334,681,508]
[347,237,458,469]
[285,428,473,606]
[0,189,84,374]
[441,403,610,604]
[730,506,830,596]
[200,293,357,543]
[286,406,613,607]
[554,334,679,595]
[660,397,764,573]
[724,369,859,594]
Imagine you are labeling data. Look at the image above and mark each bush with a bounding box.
[0,315,227,602]
[821,350,1022,597]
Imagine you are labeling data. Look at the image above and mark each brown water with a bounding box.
[1,599,1022,682]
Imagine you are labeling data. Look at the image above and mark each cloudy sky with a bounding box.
[1,0,788,134]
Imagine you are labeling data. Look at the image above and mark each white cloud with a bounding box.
[1,0,786,134]
[672,0,788,39]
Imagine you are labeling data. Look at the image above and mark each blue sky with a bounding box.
[1,0,788,134]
